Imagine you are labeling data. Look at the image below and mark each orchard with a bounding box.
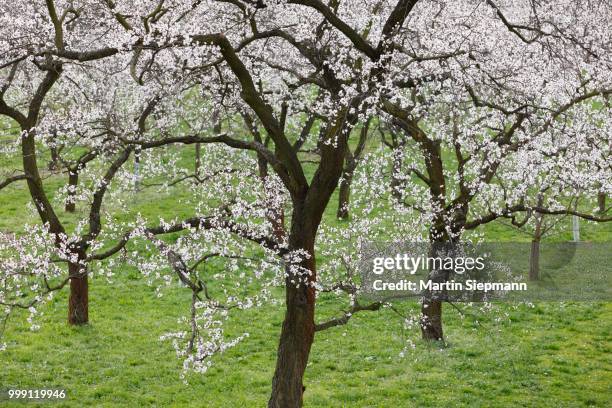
[0,1,610,407]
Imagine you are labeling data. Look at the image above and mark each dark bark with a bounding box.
[420,299,443,340]
[416,128,450,341]
[133,147,141,191]
[292,115,316,152]
[19,87,65,239]
[269,114,355,407]
[269,226,316,408]
[49,145,60,171]
[22,128,65,237]
[65,170,78,213]
[420,233,451,341]
[529,239,541,281]
[68,253,88,325]
[529,208,543,281]
[83,147,134,244]
[598,192,606,214]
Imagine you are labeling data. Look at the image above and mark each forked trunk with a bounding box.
[269,235,316,408]
[268,109,353,406]
[68,254,88,325]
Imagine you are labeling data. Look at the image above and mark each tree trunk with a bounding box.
[572,215,580,242]
[133,147,141,191]
[421,219,457,342]
[529,211,543,281]
[48,146,60,171]
[68,255,88,325]
[598,192,606,213]
[529,239,541,281]
[336,169,353,220]
[420,299,443,340]
[269,233,316,408]
[65,170,78,213]
[267,110,354,407]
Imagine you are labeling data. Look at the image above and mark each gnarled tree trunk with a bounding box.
[269,229,316,408]
[68,252,88,325]
[420,237,450,341]
[421,299,443,340]
[421,205,466,341]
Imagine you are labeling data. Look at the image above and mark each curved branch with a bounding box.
[0,174,32,191]
[315,301,383,332]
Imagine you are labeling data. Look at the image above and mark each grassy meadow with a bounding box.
[0,143,610,407]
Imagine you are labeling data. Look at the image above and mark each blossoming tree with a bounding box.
[1,1,611,408]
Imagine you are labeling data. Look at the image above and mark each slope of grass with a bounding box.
[1,143,610,407]
[0,280,612,407]
[0,279,610,407]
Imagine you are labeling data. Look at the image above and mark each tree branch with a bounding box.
[315,301,383,332]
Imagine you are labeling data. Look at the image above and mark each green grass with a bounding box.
[1,143,611,407]
[1,280,610,407]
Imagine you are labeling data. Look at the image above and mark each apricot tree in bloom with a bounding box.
[1,2,611,408]
[0,0,227,327]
